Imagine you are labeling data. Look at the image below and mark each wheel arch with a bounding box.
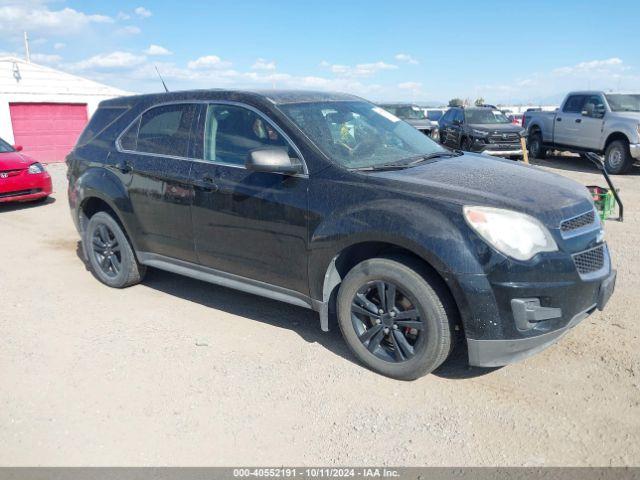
[604,131,630,150]
[317,239,463,335]
[74,168,140,252]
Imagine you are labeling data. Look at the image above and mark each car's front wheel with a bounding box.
[336,256,454,380]
[84,211,146,288]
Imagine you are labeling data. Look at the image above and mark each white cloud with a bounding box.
[395,53,419,65]
[71,51,147,70]
[116,11,131,20]
[553,57,625,76]
[53,42,66,50]
[134,6,152,18]
[252,58,276,71]
[322,60,397,77]
[398,81,422,90]
[0,4,112,36]
[187,55,232,70]
[144,44,172,56]
[116,25,141,35]
[30,53,62,64]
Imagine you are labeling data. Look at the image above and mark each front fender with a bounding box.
[308,198,485,301]
[604,123,638,146]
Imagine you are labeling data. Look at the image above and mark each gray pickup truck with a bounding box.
[523,91,640,173]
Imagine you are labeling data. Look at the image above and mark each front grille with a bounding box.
[488,133,520,144]
[0,188,41,199]
[573,245,605,275]
[561,210,596,233]
[0,169,23,177]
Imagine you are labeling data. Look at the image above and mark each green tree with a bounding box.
[475,97,485,106]
[448,98,464,107]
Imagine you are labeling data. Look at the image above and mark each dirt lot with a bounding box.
[1,156,639,466]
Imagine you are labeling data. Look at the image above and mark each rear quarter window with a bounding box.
[76,106,129,146]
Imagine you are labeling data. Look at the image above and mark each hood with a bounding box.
[468,123,522,133]
[367,153,593,227]
[0,151,36,170]
[404,119,435,129]
[608,111,640,121]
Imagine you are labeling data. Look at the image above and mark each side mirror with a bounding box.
[246,148,303,175]
[13,145,23,152]
[452,119,462,126]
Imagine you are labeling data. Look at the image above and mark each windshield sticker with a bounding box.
[372,107,400,122]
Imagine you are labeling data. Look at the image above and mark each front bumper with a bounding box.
[481,148,523,158]
[0,172,52,203]
[469,138,523,157]
[630,143,640,160]
[449,242,615,367]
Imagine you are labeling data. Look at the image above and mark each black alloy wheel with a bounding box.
[84,211,146,288]
[91,223,122,278]
[351,280,424,363]
[337,256,454,380]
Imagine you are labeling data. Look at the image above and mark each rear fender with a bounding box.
[72,167,141,252]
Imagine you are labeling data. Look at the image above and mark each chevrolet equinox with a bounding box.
[67,90,616,380]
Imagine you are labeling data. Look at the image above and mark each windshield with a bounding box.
[279,101,447,169]
[605,94,640,112]
[0,137,15,153]
[465,109,511,124]
[426,110,443,121]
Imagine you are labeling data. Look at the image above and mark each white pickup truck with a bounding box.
[523,91,640,173]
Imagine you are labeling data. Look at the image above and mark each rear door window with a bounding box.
[122,103,198,157]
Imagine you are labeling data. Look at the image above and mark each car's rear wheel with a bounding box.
[604,140,632,174]
[528,131,546,159]
[460,137,473,151]
[336,256,454,380]
[84,211,146,288]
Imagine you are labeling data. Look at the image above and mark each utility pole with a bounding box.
[24,31,31,63]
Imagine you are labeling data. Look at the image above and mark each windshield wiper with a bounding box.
[349,151,462,172]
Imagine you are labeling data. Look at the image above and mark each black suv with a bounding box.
[67,90,615,380]
[439,106,524,159]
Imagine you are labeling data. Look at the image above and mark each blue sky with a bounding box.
[1,0,639,105]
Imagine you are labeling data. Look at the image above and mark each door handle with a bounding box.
[556,117,562,122]
[115,161,132,174]
[575,118,582,123]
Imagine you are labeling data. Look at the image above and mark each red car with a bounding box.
[0,138,52,204]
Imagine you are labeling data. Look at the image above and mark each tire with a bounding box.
[460,137,472,152]
[604,140,632,174]
[84,211,146,288]
[336,256,454,380]
[528,131,546,159]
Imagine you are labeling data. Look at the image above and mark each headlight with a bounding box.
[27,162,45,174]
[463,206,558,261]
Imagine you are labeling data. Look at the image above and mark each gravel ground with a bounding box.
[1,157,638,466]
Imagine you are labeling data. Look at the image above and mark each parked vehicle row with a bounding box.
[0,137,52,204]
[524,91,640,174]
[67,89,615,380]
